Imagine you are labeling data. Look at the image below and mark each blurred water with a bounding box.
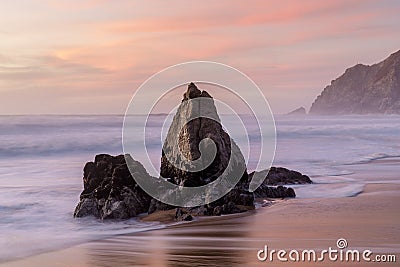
[0,114,400,262]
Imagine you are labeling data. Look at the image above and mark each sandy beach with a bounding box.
[1,1,400,265]
[2,159,399,267]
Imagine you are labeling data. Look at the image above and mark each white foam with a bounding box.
[1,114,400,261]
[292,183,365,199]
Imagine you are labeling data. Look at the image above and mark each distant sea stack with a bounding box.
[286,107,306,116]
[310,50,400,115]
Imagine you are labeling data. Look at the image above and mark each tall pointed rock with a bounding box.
[159,83,254,214]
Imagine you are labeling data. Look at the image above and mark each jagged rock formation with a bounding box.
[74,83,313,221]
[157,82,254,215]
[310,50,400,114]
[286,107,306,115]
[250,167,312,198]
[74,154,152,219]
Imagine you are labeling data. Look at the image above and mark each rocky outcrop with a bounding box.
[74,83,313,221]
[310,50,400,114]
[286,107,306,116]
[74,154,152,219]
[254,185,296,198]
[74,83,254,220]
[250,167,312,198]
[161,83,246,187]
[157,82,254,215]
[250,167,312,186]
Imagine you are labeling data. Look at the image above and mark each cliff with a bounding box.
[310,50,400,115]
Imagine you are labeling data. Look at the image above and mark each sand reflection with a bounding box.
[87,214,254,267]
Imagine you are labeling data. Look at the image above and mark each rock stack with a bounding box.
[155,82,254,216]
[74,83,312,221]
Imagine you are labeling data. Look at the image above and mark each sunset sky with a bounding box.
[1,0,399,114]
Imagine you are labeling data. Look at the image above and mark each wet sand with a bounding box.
[2,162,399,267]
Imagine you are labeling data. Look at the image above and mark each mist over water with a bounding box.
[0,114,399,262]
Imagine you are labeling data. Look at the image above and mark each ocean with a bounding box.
[1,114,400,262]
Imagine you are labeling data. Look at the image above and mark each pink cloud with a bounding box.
[102,0,371,34]
[1,0,399,114]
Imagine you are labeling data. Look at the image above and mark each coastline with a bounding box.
[2,186,399,266]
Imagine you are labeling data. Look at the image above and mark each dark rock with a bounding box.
[183,82,202,100]
[158,82,254,215]
[74,154,153,219]
[250,167,312,186]
[310,50,400,114]
[221,202,241,214]
[74,84,314,221]
[250,167,312,198]
[213,206,223,216]
[175,208,193,221]
[188,205,211,216]
[254,185,296,198]
[148,198,174,214]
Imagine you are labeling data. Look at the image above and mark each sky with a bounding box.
[0,0,399,115]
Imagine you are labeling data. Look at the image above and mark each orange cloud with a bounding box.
[102,0,371,34]
[1,0,399,114]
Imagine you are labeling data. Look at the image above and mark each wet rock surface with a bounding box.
[250,167,312,186]
[250,167,312,198]
[157,82,254,216]
[74,154,152,219]
[74,83,312,221]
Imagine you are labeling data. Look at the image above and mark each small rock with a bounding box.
[74,154,152,220]
[175,208,193,221]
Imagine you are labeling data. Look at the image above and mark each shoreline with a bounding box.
[2,181,399,267]
[2,158,399,266]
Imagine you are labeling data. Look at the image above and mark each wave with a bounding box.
[293,183,365,198]
[0,137,122,158]
[345,153,400,165]
[1,114,400,262]
[0,202,40,213]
